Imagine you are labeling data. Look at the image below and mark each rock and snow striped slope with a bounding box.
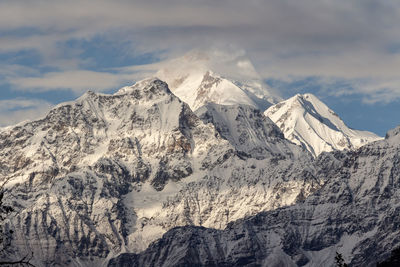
[109,125,400,267]
[195,103,309,160]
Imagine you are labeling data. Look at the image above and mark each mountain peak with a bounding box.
[115,77,171,96]
[265,93,382,157]
[290,93,321,104]
[156,50,281,111]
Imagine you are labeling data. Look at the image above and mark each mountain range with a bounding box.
[156,51,382,157]
[0,52,396,267]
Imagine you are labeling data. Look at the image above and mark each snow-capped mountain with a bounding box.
[0,79,319,266]
[156,51,380,158]
[0,58,397,267]
[265,93,383,157]
[156,50,281,111]
[109,125,400,267]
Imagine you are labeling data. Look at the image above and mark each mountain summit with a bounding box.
[156,50,281,111]
[265,93,383,157]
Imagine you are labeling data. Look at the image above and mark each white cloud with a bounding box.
[0,98,53,127]
[8,70,148,94]
[0,0,400,102]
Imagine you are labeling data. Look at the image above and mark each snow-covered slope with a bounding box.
[265,93,382,157]
[109,125,400,267]
[156,50,281,111]
[195,103,308,160]
[0,79,319,266]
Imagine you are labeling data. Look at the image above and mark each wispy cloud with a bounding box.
[0,98,53,127]
[0,0,400,102]
[9,70,129,93]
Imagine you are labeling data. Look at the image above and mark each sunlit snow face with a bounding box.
[153,49,281,112]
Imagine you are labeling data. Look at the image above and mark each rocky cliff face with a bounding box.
[0,79,320,266]
[195,103,308,160]
[110,126,400,267]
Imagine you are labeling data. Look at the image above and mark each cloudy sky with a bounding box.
[1,0,399,135]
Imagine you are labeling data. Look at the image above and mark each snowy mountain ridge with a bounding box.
[265,93,383,157]
[195,103,308,160]
[154,51,381,157]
